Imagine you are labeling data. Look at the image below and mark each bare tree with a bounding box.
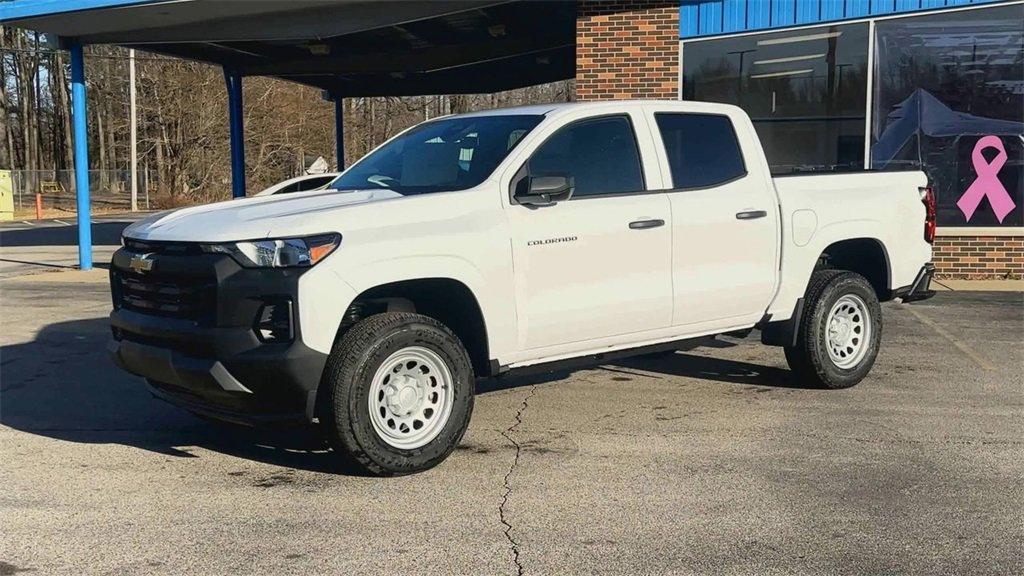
[0,32,575,207]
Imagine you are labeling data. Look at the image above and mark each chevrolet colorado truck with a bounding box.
[108,101,936,475]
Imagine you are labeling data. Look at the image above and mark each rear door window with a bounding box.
[655,113,746,189]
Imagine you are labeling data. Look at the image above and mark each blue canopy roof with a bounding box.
[0,0,577,97]
[0,1,158,21]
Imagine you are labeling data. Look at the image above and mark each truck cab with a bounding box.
[109,100,935,475]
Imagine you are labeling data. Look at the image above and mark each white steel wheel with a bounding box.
[825,293,871,369]
[786,270,881,390]
[368,346,454,450]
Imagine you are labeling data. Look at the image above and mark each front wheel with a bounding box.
[321,312,475,475]
[785,270,882,389]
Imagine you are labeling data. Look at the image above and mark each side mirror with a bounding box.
[515,174,574,207]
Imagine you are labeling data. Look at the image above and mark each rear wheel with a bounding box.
[321,312,474,475]
[785,270,882,389]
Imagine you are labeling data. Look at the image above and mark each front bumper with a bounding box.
[895,263,936,303]
[108,243,328,426]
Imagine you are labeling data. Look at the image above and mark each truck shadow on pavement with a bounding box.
[612,350,810,389]
[0,316,353,474]
[2,316,803,475]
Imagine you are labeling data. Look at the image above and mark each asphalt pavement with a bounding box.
[0,214,147,279]
[1,268,1021,575]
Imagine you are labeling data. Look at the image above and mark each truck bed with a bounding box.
[767,170,932,319]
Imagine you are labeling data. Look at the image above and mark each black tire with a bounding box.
[784,270,882,389]
[320,312,475,475]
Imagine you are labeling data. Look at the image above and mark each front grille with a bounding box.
[116,272,211,317]
[123,238,205,255]
[113,270,215,320]
[114,239,217,321]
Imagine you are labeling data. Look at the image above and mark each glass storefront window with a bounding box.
[682,22,869,174]
[681,4,1023,228]
[872,4,1023,227]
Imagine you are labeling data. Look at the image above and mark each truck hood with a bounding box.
[123,188,403,242]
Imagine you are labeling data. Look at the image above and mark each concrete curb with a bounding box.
[932,278,1024,292]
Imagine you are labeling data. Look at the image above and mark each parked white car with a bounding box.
[254,173,339,196]
[110,100,935,475]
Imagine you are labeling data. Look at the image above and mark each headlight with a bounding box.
[201,233,341,268]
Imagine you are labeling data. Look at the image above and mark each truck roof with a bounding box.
[449,99,741,119]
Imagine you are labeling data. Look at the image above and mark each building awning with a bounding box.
[0,0,577,96]
[0,0,579,269]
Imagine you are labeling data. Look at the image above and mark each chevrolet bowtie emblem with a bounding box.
[128,253,155,274]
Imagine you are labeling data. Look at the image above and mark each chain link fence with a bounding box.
[9,169,152,213]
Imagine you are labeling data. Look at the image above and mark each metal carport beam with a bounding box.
[224,69,246,198]
[70,43,93,270]
[233,36,573,76]
[334,98,345,171]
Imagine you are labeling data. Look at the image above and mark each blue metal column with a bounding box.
[70,43,92,270]
[334,98,345,170]
[224,69,246,197]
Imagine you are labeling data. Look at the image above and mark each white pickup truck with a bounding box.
[109,101,935,475]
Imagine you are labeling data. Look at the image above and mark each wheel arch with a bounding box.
[333,277,492,377]
[764,235,892,346]
[819,237,892,300]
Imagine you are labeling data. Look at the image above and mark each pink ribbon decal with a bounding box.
[957,135,1016,223]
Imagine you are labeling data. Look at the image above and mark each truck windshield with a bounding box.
[329,114,543,195]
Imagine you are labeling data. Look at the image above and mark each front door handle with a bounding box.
[736,210,767,220]
[629,219,665,230]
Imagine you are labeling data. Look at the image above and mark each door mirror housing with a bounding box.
[515,174,574,207]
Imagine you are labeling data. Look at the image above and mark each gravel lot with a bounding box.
[1,268,1021,575]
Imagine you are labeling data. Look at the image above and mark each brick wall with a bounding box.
[933,235,1024,279]
[576,0,680,101]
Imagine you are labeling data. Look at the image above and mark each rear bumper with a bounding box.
[895,263,936,303]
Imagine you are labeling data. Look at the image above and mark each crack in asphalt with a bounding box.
[499,385,537,576]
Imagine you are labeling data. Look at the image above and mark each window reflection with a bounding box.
[528,116,646,197]
[872,4,1023,227]
[682,23,869,174]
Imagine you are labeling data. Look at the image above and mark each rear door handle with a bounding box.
[735,210,767,220]
[629,219,665,230]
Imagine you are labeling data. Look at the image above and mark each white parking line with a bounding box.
[53,219,71,226]
[20,220,35,226]
[900,303,995,371]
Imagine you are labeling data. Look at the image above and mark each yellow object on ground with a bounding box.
[0,170,13,221]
